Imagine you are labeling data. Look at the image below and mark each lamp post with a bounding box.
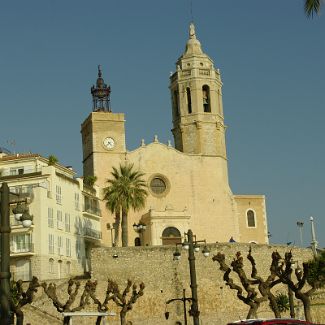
[165,289,193,325]
[106,223,115,247]
[0,182,33,324]
[133,222,146,246]
[310,217,318,257]
[296,221,304,247]
[173,229,210,325]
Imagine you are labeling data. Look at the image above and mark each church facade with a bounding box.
[81,24,269,247]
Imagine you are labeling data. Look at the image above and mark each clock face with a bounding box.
[103,137,115,150]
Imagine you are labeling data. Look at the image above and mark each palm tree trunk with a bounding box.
[114,210,121,247]
[121,209,128,247]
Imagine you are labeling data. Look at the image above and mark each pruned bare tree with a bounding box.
[213,251,267,318]
[41,279,90,325]
[10,276,40,325]
[213,249,286,319]
[272,250,324,322]
[111,279,145,325]
[246,247,282,318]
[86,278,145,325]
[82,279,116,325]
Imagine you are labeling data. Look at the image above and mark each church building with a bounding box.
[81,24,269,246]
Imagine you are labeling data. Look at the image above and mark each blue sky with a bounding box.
[0,1,324,247]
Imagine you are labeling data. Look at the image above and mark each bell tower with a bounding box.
[170,23,227,158]
[81,66,126,180]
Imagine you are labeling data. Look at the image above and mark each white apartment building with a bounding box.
[0,151,102,281]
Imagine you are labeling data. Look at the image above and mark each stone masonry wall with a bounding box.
[23,244,325,325]
[90,244,324,325]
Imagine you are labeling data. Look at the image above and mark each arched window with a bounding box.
[247,210,256,227]
[162,227,182,245]
[186,87,192,113]
[66,261,71,275]
[202,85,211,112]
[134,237,141,246]
[173,90,180,117]
[49,258,54,274]
[58,260,63,278]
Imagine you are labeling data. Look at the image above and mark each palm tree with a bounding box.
[305,0,322,18]
[103,163,148,247]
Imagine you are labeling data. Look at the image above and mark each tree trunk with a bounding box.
[63,316,70,325]
[268,292,281,318]
[121,209,128,247]
[301,295,312,322]
[114,210,121,247]
[15,309,24,325]
[120,310,127,325]
[246,303,258,319]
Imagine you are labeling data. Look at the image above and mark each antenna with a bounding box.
[190,0,194,22]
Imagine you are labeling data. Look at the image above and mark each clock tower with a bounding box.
[81,66,126,186]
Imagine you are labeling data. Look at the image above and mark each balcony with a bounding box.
[10,243,35,256]
[10,216,34,231]
[82,204,101,218]
[0,167,42,180]
[83,227,102,241]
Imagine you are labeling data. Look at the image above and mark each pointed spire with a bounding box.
[189,22,196,39]
[98,65,102,78]
[91,65,111,112]
[184,23,203,56]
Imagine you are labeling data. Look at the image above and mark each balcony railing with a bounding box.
[0,166,42,178]
[10,243,34,255]
[82,204,101,217]
[83,228,102,240]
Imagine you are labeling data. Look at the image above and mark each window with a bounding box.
[48,208,54,228]
[49,258,54,274]
[56,185,62,204]
[75,193,80,210]
[161,227,182,245]
[202,85,211,112]
[11,234,32,253]
[76,240,81,259]
[247,210,256,227]
[66,238,71,257]
[186,87,192,113]
[150,177,167,194]
[57,236,63,255]
[49,234,55,254]
[66,261,71,275]
[10,167,24,176]
[150,177,167,195]
[65,213,70,232]
[57,210,63,229]
[15,259,31,281]
[76,216,82,235]
[173,90,180,117]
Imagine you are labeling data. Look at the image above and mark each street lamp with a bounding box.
[296,221,304,247]
[0,182,33,324]
[310,217,318,257]
[133,222,147,246]
[173,229,210,325]
[165,289,193,325]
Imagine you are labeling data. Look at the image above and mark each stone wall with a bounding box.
[90,244,324,325]
[22,244,325,325]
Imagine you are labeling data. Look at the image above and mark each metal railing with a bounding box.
[82,204,101,217]
[83,228,102,240]
[10,242,34,254]
[0,166,42,177]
